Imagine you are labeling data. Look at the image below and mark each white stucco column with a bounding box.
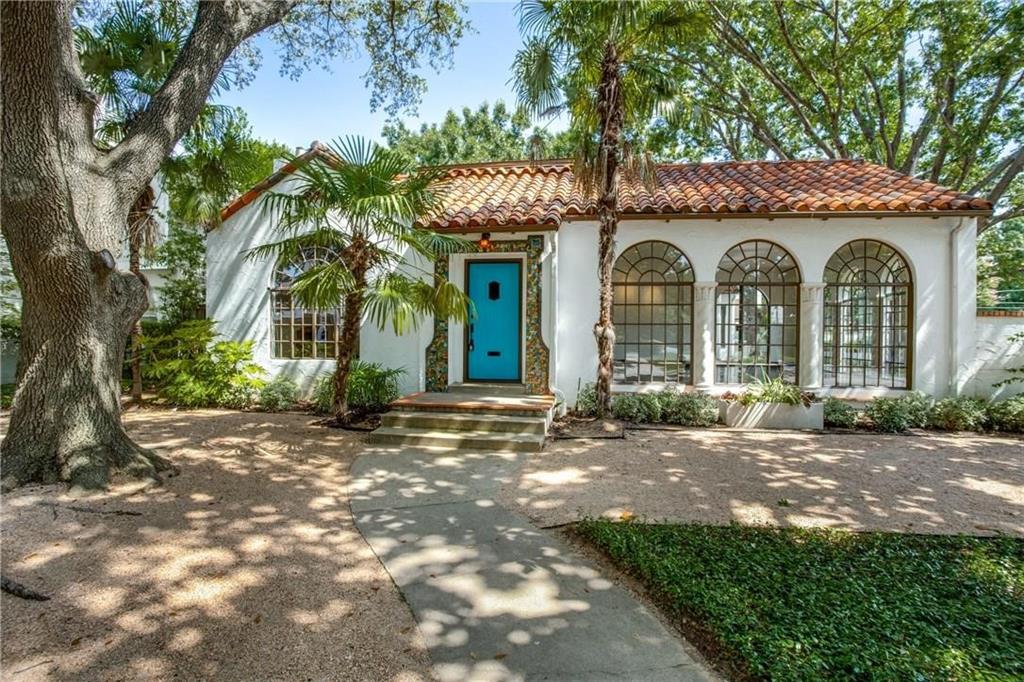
[800,282,826,390]
[693,282,717,390]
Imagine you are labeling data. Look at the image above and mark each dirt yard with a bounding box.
[500,428,1024,537]
[1,409,430,681]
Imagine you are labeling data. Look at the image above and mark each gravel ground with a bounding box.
[1,409,431,682]
[500,428,1024,537]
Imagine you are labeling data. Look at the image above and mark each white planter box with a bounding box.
[719,400,824,430]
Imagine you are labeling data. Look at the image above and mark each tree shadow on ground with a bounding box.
[1,409,431,681]
[499,429,1024,537]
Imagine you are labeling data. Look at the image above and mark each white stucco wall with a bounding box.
[206,182,430,397]
[555,215,979,406]
[970,314,1024,400]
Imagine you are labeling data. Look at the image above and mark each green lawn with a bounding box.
[576,520,1024,681]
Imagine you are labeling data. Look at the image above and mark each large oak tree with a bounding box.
[0,0,467,488]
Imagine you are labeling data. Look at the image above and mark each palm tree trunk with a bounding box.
[127,189,154,405]
[593,40,623,417]
[332,243,369,424]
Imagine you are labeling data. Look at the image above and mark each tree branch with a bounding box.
[106,1,294,204]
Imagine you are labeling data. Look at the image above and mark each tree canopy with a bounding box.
[656,0,1023,226]
[381,100,575,165]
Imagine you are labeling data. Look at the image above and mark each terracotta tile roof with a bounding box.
[220,150,990,228]
[420,158,990,230]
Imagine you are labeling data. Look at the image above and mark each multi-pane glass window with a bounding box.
[612,241,694,383]
[824,240,912,388]
[271,248,342,359]
[715,240,800,384]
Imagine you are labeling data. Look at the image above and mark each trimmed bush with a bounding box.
[823,397,857,428]
[659,390,718,426]
[611,392,662,423]
[574,383,599,417]
[260,375,299,412]
[927,397,989,431]
[901,391,932,428]
[988,395,1024,433]
[312,362,404,415]
[865,397,913,433]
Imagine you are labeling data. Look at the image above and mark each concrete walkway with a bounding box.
[350,446,712,682]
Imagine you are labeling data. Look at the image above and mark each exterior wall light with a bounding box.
[478,232,491,251]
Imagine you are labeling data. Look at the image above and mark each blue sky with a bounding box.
[219,1,547,150]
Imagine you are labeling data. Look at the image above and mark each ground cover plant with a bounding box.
[823,397,857,428]
[313,362,404,416]
[576,520,1024,681]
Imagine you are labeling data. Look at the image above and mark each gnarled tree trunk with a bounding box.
[592,40,623,417]
[0,1,286,488]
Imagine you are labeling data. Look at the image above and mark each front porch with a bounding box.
[369,383,556,452]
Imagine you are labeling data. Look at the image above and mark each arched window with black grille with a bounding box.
[715,240,800,384]
[823,240,912,388]
[612,241,694,383]
[271,248,343,359]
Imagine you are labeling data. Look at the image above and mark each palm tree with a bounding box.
[512,0,697,414]
[251,137,473,423]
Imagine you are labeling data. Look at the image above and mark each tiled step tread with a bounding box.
[381,411,547,433]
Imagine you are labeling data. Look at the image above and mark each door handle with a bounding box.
[468,323,475,352]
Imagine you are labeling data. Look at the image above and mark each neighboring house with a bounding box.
[210,148,1022,404]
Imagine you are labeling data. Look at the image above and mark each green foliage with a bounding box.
[865,392,933,433]
[977,220,1024,308]
[988,395,1024,433]
[577,520,1024,681]
[574,383,599,417]
[659,1,1023,227]
[259,375,299,412]
[0,313,20,342]
[381,100,572,165]
[155,221,206,325]
[611,392,662,423]
[928,397,990,431]
[140,319,264,408]
[823,397,858,428]
[312,362,404,415]
[1,384,14,410]
[658,390,719,427]
[607,389,719,426]
[738,377,807,406]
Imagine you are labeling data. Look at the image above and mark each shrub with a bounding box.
[900,391,932,428]
[988,395,1024,433]
[659,390,719,427]
[611,392,662,422]
[739,376,808,406]
[141,319,264,408]
[823,397,857,428]
[574,383,599,417]
[347,362,403,412]
[927,397,989,431]
[312,362,404,415]
[260,375,299,412]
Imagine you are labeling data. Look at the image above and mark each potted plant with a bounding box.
[719,377,823,430]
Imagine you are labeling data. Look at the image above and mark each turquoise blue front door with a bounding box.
[466,261,522,381]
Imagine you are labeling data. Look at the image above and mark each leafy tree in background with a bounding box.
[382,100,575,165]
[659,0,1023,228]
[1,0,469,488]
[251,138,472,424]
[977,219,1024,308]
[513,0,699,415]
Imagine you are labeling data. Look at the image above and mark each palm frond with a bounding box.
[289,260,356,310]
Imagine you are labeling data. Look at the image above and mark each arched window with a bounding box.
[824,240,912,388]
[271,248,342,359]
[715,240,800,384]
[612,241,694,383]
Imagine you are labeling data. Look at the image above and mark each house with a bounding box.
[209,147,1023,407]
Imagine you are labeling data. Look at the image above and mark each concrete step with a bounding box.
[381,411,547,434]
[368,427,546,452]
[447,383,529,396]
[390,394,554,420]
